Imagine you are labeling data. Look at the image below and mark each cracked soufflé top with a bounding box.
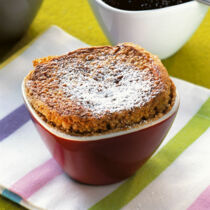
[24,43,176,135]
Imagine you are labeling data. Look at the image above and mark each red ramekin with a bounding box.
[22,81,179,185]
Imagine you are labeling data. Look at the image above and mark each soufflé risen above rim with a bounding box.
[24,43,176,136]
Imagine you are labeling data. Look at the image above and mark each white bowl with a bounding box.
[88,0,208,59]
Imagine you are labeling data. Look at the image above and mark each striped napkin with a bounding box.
[0,26,209,210]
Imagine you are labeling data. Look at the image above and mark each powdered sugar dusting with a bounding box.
[56,53,161,116]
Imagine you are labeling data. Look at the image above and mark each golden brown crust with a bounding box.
[24,43,176,135]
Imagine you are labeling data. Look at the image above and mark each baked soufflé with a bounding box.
[24,43,176,135]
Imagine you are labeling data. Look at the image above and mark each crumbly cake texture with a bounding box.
[24,43,176,135]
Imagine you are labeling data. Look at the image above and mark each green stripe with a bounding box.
[90,97,210,210]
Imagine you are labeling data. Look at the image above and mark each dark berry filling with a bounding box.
[102,0,192,10]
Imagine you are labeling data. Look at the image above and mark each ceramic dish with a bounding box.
[88,0,208,59]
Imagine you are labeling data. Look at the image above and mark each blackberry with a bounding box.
[102,0,192,10]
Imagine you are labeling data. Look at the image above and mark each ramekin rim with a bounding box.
[22,79,180,142]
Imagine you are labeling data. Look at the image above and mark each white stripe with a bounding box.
[28,174,122,210]
[20,199,44,210]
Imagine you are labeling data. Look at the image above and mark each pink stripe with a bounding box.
[10,158,63,199]
[188,186,210,210]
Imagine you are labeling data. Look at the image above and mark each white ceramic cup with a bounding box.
[88,0,208,59]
